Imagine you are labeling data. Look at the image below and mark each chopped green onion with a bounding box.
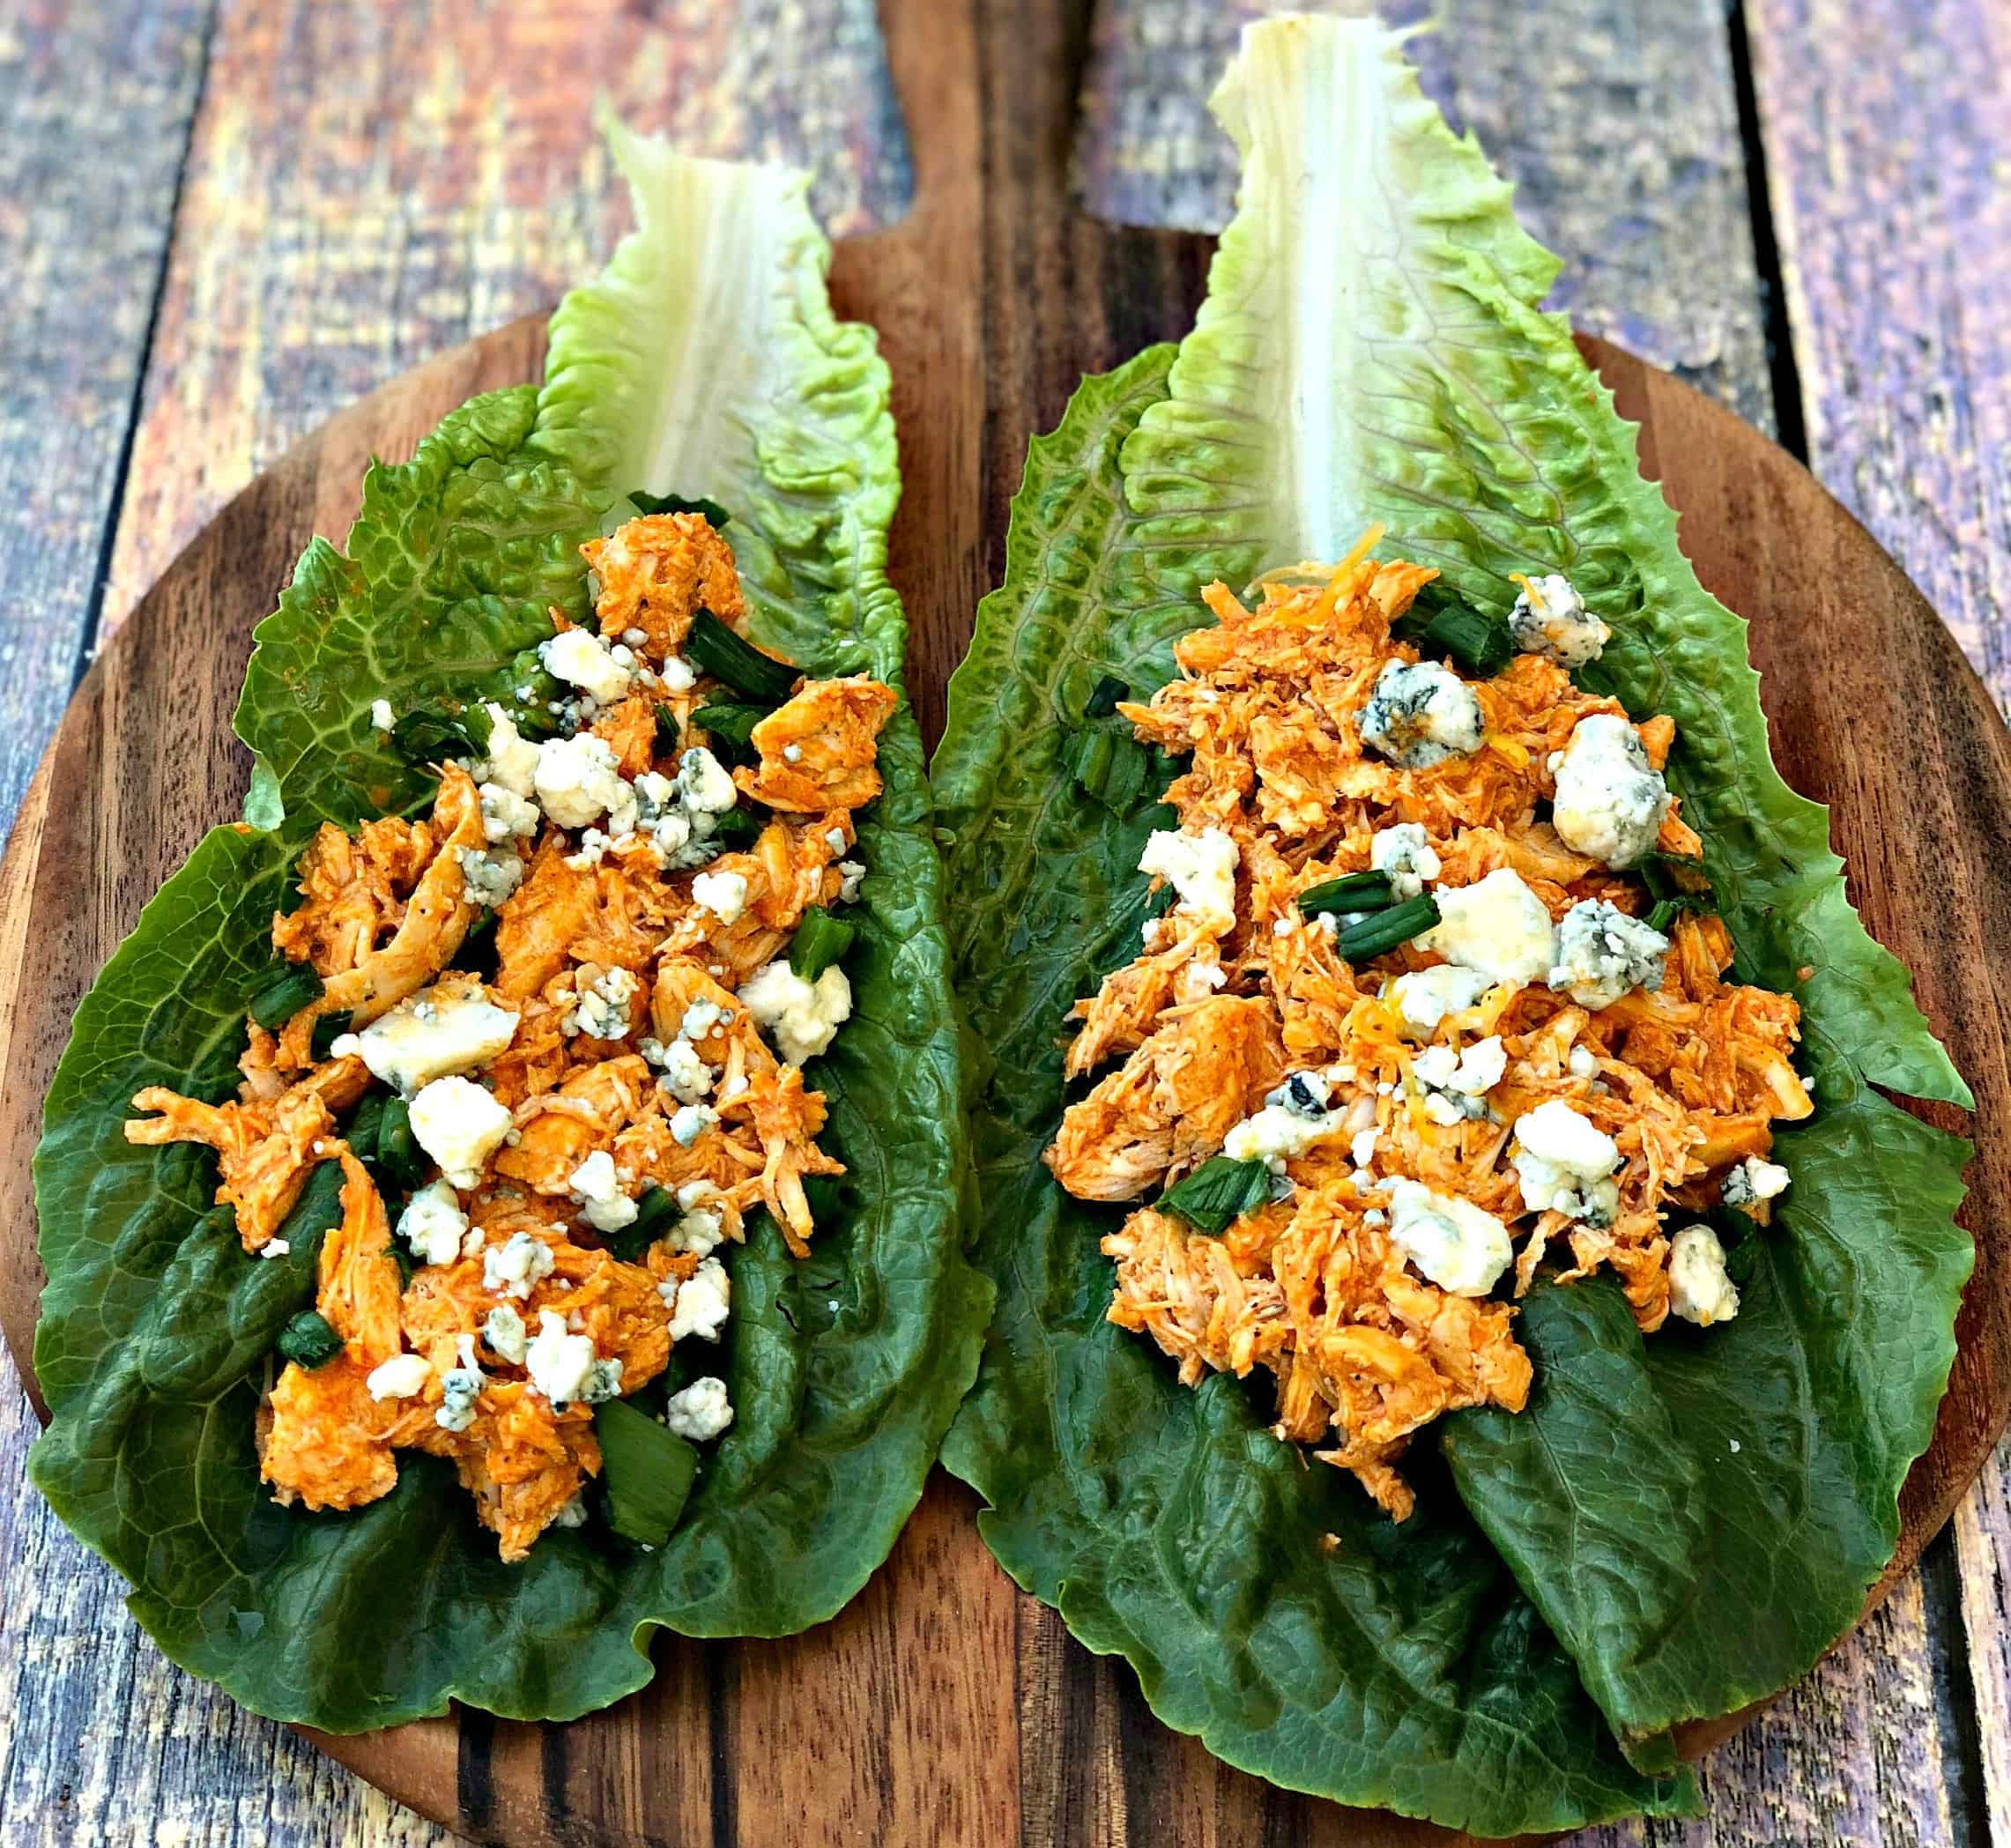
[375,1095,426,1189]
[686,610,797,706]
[608,1187,680,1265]
[692,702,767,753]
[387,1241,416,1288]
[276,1310,342,1369]
[1332,892,1442,966]
[249,963,323,1031]
[595,1398,701,1547]
[309,1010,354,1062]
[390,703,491,766]
[1393,591,1514,678]
[1084,674,1129,719]
[789,907,856,983]
[345,1091,388,1162]
[653,702,681,759]
[1639,849,1713,901]
[1159,1157,1275,1236]
[1295,871,1395,918]
[1645,893,1714,934]
[628,490,730,529]
[1063,726,1151,816]
[707,807,763,848]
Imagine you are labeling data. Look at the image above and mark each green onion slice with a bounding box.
[596,1398,701,1547]
[390,704,491,766]
[789,907,856,983]
[374,1094,426,1190]
[1332,892,1442,966]
[308,1009,354,1063]
[249,963,323,1031]
[1063,726,1152,816]
[691,701,767,763]
[686,610,797,706]
[1084,674,1129,719]
[1393,587,1514,678]
[608,1186,680,1265]
[1159,1156,1275,1236]
[276,1310,342,1369]
[1295,871,1395,918]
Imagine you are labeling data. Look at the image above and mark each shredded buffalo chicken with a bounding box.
[1048,538,1812,1521]
[127,512,890,1560]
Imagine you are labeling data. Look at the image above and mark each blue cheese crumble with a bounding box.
[1358,659,1485,768]
[1549,713,1671,869]
[1547,899,1670,1010]
[1509,573,1609,668]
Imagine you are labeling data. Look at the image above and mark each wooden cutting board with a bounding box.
[3,1,2009,1843]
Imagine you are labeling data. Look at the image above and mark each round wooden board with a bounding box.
[5,3,2011,1842]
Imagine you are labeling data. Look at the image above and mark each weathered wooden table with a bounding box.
[2,1,2007,1841]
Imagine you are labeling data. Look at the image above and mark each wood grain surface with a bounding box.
[4,0,2011,1844]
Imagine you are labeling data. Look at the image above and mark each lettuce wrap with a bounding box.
[931,18,1971,1834]
[28,123,990,1731]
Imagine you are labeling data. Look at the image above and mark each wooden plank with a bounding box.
[1745,1,2011,1840]
[0,0,211,832]
[1747,0,2011,713]
[99,0,911,636]
[1076,0,1777,426]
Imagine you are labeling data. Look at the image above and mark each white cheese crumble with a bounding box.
[540,627,634,705]
[469,704,539,800]
[669,1208,724,1258]
[482,1231,556,1302]
[1422,870,1555,985]
[533,732,627,830]
[647,1036,715,1103]
[1358,658,1485,768]
[665,1258,731,1341]
[1722,1155,1792,1208]
[1509,574,1609,668]
[1668,1225,1740,1326]
[1410,1035,1508,1125]
[479,781,541,842]
[1548,899,1671,1011]
[1385,1181,1514,1295]
[1510,1100,1621,1225]
[525,1309,598,1406]
[365,1353,432,1401]
[334,985,520,1095]
[1138,827,1239,932]
[664,1375,734,1441]
[670,1103,717,1147]
[677,746,738,815]
[738,960,853,1065]
[1387,964,1494,1035]
[406,1078,512,1191]
[1549,713,1672,869]
[1223,1102,1346,1169]
[691,870,749,925]
[568,965,640,1042]
[436,1336,485,1433]
[397,1178,469,1269]
[483,1303,529,1363]
[837,860,866,903]
[1369,822,1442,901]
[456,845,524,909]
[568,1149,638,1233]
[1569,1043,1601,1080]
[369,698,396,733]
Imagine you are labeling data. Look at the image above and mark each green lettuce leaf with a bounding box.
[934,351,1695,1834]
[1444,1036,1971,1756]
[31,123,988,1732]
[933,17,1970,1828]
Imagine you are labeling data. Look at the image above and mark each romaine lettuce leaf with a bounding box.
[933,16,1970,1828]
[31,123,988,1732]
[935,352,1696,1833]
